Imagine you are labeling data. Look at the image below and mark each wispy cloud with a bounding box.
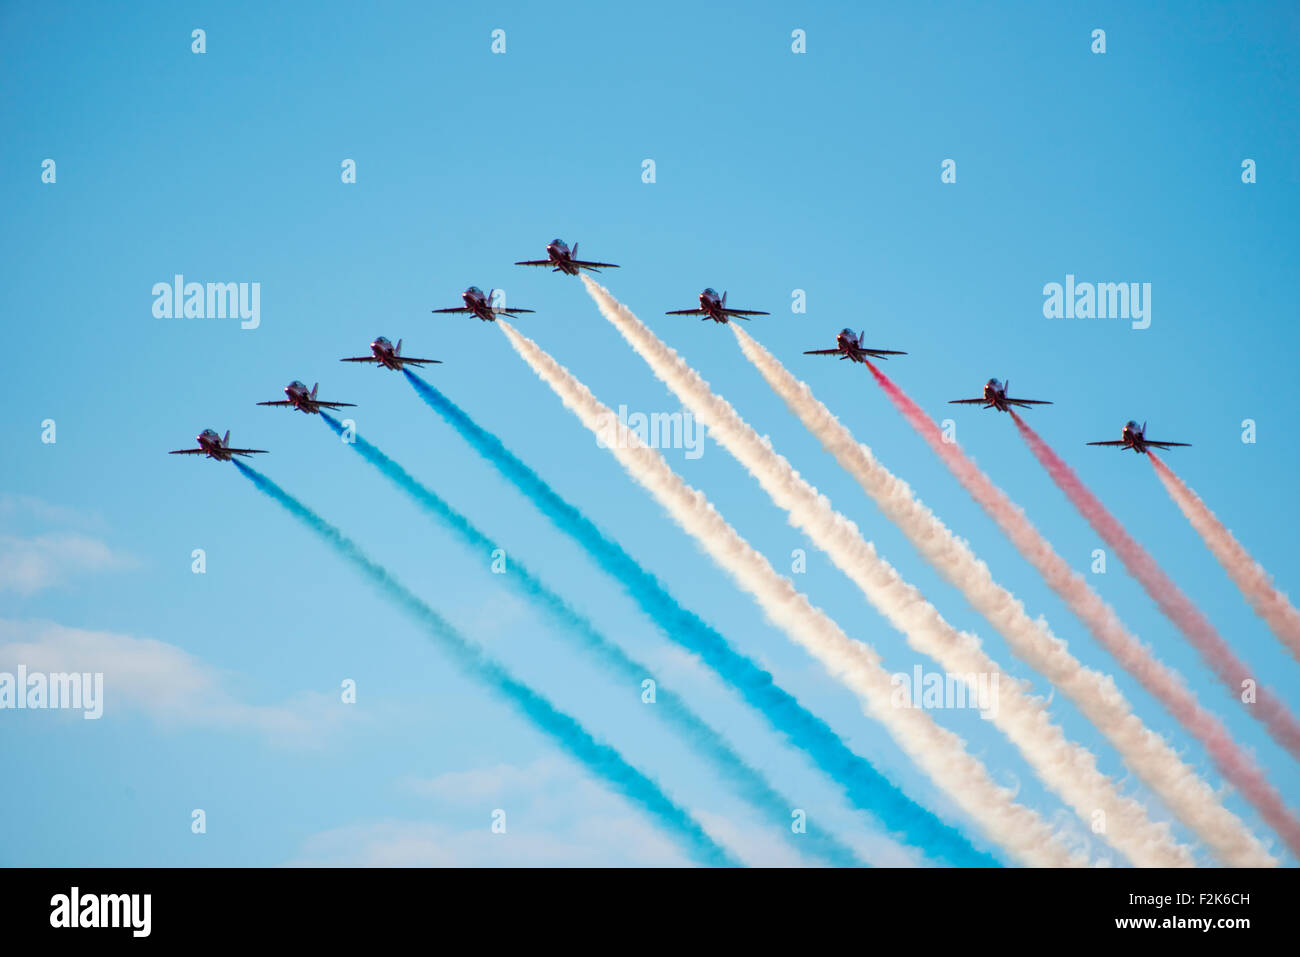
[0,618,356,747]
[0,532,135,594]
[0,494,104,530]
[295,757,690,866]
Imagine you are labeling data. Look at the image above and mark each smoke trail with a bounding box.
[231,461,736,868]
[318,413,861,867]
[1010,413,1300,763]
[863,362,1293,863]
[581,280,1175,867]
[403,368,1002,867]
[493,323,1087,868]
[734,327,1268,867]
[1150,453,1300,663]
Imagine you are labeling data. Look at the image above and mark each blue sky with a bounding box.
[1,0,1297,866]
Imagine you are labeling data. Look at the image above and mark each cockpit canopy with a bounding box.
[289,380,307,391]
[840,327,856,339]
[1126,420,1141,431]
[702,287,719,299]
[550,238,568,251]
[200,429,219,440]
[466,286,484,297]
[987,378,1002,390]
[373,336,391,348]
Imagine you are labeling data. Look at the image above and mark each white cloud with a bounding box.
[0,532,134,594]
[0,618,356,747]
[293,755,692,866]
[286,815,689,867]
[0,494,102,529]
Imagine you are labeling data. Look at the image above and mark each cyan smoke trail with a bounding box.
[232,460,737,868]
[317,413,862,867]
[403,370,999,867]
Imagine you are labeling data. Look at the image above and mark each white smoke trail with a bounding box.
[863,362,1297,862]
[498,318,1086,868]
[733,325,1276,867]
[580,278,1195,868]
[1150,454,1300,663]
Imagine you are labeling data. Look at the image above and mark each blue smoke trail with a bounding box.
[232,460,737,868]
[319,411,861,867]
[403,371,999,867]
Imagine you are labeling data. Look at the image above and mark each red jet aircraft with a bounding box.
[1087,420,1190,454]
[949,378,1052,413]
[340,337,441,371]
[431,286,535,322]
[257,381,357,415]
[665,288,769,324]
[169,429,267,461]
[804,328,907,363]
[515,239,619,276]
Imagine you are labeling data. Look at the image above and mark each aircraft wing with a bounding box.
[865,349,908,356]
[1147,440,1191,449]
[514,260,553,267]
[316,401,357,409]
[803,348,842,355]
[723,309,770,317]
[228,448,268,456]
[1008,398,1053,407]
[1086,440,1128,447]
[665,308,708,315]
[495,308,536,314]
[399,357,442,366]
[948,398,988,405]
[168,448,206,455]
[431,307,472,314]
[339,356,380,363]
[257,400,294,407]
[572,260,620,270]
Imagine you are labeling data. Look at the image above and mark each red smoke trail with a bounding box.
[1149,453,1300,663]
[866,361,1300,857]
[1010,409,1300,761]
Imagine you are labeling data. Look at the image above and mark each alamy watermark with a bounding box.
[595,405,705,460]
[890,666,999,719]
[0,666,103,719]
[1042,274,1151,329]
[152,274,260,329]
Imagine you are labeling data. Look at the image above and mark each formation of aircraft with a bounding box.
[169,429,267,461]
[666,288,770,324]
[340,336,441,371]
[169,237,1192,462]
[804,328,907,363]
[1087,420,1191,454]
[432,286,536,323]
[515,239,619,276]
[948,378,1052,413]
[257,380,357,415]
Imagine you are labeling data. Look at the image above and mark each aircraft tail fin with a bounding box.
[396,339,402,355]
[222,430,230,448]
[572,242,578,259]
[311,383,319,399]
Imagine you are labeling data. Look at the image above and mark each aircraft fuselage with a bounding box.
[545,242,581,276]
[196,430,234,460]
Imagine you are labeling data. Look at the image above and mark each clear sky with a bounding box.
[1,0,1297,866]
